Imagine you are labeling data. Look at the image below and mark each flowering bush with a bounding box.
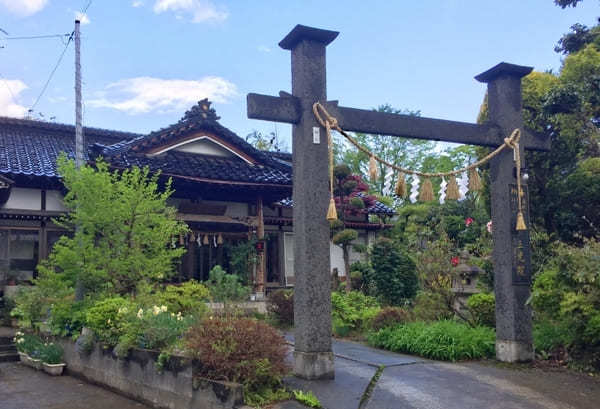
[13,331,43,356]
[85,296,133,345]
[185,316,289,393]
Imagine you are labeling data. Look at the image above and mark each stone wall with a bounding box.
[59,339,243,409]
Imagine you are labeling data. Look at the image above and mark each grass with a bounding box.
[367,320,495,361]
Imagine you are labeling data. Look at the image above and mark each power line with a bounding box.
[0,73,18,103]
[82,0,93,14]
[29,32,74,113]
[3,33,71,41]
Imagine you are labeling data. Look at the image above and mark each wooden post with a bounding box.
[256,196,266,298]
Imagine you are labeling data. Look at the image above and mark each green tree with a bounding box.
[370,238,418,305]
[37,156,189,296]
[245,130,289,152]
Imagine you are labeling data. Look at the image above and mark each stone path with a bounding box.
[282,335,600,409]
[0,361,152,409]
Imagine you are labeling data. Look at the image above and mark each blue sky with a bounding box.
[0,1,597,148]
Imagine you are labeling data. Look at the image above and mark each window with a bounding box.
[0,229,40,282]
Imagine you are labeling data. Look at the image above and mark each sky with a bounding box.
[0,0,598,149]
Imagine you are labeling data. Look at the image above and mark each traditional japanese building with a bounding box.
[0,100,393,296]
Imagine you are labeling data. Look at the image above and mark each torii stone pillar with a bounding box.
[476,64,534,362]
[248,26,549,377]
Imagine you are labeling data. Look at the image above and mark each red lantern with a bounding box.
[255,240,265,253]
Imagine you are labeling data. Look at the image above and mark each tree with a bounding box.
[554,0,584,8]
[370,238,418,305]
[38,156,189,296]
[330,164,376,292]
[245,130,289,152]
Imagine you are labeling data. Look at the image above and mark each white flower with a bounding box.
[160,305,168,312]
[107,319,111,324]
[137,309,144,319]
[118,307,128,314]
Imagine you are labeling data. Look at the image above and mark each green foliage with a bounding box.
[39,156,188,297]
[185,316,289,393]
[13,331,43,356]
[267,289,294,326]
[370,239,418,305]
[85,296,132,345]
[412,291,454,322]
[225,239,258,286]
[331,291,380,336]
[368,320,495,361]
[0,296,15,326]
[466,293,495,328]
[371,307,413,331]
[534,319,575,356]
[206,265,251,303]
[245,387,291,408]
[292,390,322,408]
[11,286,47,329]
[39,342,64,365]
[332,229,358,245]
[151,281,210,316]
[47,298,88,337]
[530,239,600,367]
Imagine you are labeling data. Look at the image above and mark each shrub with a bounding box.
[534,318,574,356]
[85,296,132,345]
[206,265,251,303]
[48,298,88,337]
[368,320,495,361]
[371,307,413,331]
[153,280,210,316]
[412,291,453,322]
[331,291,380,335]
[370,239,418,305]
[467,293,495,327]
[0,297,15,326]
[11,286,46,329]
[118,304,196,354]
[185,317,289,393]
[40,342,64,364]
[350,260,376,295]
[267,289,294,326]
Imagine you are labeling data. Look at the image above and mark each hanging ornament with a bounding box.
[516,211,527,231]
[446,176,460,200]
[468,168,482,192]
[458,172,469,199]
[217,234,224,245]
[395,172,406,198]
[190,232,196,242]
[213,236,217,247]
[409,176,420,203]
[203,235,209,245]
[369,155,378,183]
[327,196,338,221]
[419,178,435,202]
[196,234,202,246]
[439,178,447,204]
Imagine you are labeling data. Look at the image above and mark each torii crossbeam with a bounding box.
[248,25,550,379]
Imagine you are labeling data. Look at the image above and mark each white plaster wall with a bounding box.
[45,190,67,212]
[2,188,41,210]
[173,138,233,157]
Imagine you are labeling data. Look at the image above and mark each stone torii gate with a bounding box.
[247,25,551,379]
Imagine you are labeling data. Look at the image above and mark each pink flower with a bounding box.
[465,217,474,227]
[487,220,493,233]
[451,256,460,267]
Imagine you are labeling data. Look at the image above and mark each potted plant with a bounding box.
[14,332,44,369]
[40,342,66,376]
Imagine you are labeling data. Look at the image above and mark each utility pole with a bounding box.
[74,19,83,168]
[74,19,84,301]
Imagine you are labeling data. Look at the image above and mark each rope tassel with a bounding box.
[419,178,435,202]
[369,155,378,183]
[516,211,527,231]
[468,168,482,192]
[445,176,460,200]
[395,172,406,198]
[327,196,338,221]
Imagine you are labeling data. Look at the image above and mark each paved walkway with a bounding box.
[0,361,151,409]
[282,335,600,409]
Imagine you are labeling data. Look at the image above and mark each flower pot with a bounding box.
[30,357,43,370]
[18,352,30,365]
[42,362,66,376]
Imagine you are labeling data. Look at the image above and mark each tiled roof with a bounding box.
[278,193,395,216]
[0,116,140,178]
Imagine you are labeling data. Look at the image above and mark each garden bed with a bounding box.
[58,338,244,409]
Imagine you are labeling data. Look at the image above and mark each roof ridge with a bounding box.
[0,116,143,140]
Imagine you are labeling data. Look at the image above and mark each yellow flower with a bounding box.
[160,305,168,312]
[153,305,160,315]
[137,309,144,319]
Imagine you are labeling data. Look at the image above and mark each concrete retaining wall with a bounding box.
[59,339,243,409]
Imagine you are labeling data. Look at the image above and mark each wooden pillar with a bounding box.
[256,196,266,298]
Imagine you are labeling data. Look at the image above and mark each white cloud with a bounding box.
[258,45,271,53]
[0,79,28,118]
[75,11,91,25]
[0,0,48,16]
[153,0,227,23]
[132,0,144,7]
[88,76,237,115]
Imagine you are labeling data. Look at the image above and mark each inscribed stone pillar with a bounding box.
[280,26,337,379]
[476,63,534,362]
